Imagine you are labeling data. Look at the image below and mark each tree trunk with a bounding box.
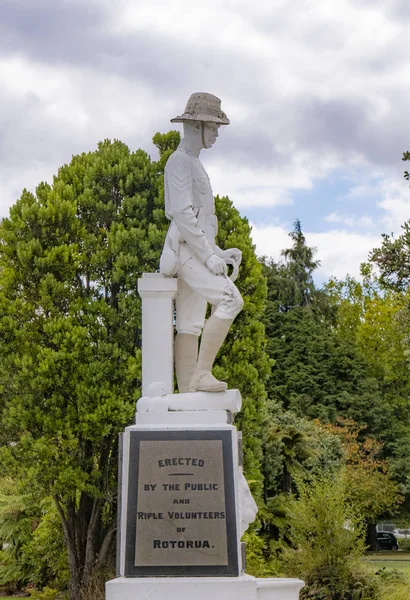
[54,496,82,600]
[366,522,378,551]
[54,492,115,600]
[53,437,118,599]
[68,561,82,600]
[82,498,102,589]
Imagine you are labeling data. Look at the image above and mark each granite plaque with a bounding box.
[124,430,238,577]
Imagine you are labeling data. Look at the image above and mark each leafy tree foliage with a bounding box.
[368,149,410,291]
[326,277,410,419]
[281,219,320,308]
[24,500,69,591]
[369,226,410,292]
[403,149,410,183]
[0,139,168,599]
[322,419,402,549]
[0,481,68,592]
[0,478,40,591]
[258,407,343,565]
[326,275,410,520]
[262,223,383,429]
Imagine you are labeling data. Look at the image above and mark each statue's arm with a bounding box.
[166,154,215,264]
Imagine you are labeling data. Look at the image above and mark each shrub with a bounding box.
[281,474,367,599]
[0,480,69,592]
[80,566,115,600]
[23,501,69,590]
[375,568,410,600]
[27,587,61,600]
[376,582,410,600]
[242,531,278,577]
[397,537,410,551]
[0,477,40,590]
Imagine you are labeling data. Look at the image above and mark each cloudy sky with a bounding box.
[1,0,410,282]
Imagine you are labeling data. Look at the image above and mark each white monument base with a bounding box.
[106,575,304,600]
[114,405,304,599]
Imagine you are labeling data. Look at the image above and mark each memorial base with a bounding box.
[106,575,304,600]
[114,393,304,599]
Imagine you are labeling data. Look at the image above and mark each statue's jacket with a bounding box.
[160,148,217,276]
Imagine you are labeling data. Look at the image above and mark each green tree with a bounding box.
[368,149,410,291]
[262,224,383,430]
[24,500,69,591]
[0,139,168,599]
[266,421,319,494]
[0,481,69,592]
[322,419,402,550]
[281,219,320,308]
[260,408,343,558]
[326,276,410,421]
[325,276,410,519]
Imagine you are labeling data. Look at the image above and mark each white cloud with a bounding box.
[308,229,381,280]
[205,149,349,209]
[249,223,291,261]
[251,223,381,281]
[325,212,375,229]
[378,178,410,233]
[0,56,163,141]
[0,56,169,216]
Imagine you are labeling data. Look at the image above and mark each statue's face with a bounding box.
[203,122,220,148]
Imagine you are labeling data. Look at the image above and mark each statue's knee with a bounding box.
[232,289,244,318]
[236,291,244,316]
[214,284,243,320]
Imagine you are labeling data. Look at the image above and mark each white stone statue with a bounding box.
[160,93,243,394]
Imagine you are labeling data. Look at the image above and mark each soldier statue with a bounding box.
[160,93,243,394]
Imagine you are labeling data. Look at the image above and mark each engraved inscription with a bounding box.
[134,440,228,567]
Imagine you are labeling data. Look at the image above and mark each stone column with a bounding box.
[137,273,178,396]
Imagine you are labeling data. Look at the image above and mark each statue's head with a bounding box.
[171,92,229,149]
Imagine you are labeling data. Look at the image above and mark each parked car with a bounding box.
[377,531,399,550]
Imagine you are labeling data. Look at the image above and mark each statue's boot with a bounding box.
[189,315,233,393]
[174,333,199,393]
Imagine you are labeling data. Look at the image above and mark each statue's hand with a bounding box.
[218,248,242,267]
[206,254,228,276]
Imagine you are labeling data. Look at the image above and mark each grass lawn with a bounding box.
[363,551,410,574]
